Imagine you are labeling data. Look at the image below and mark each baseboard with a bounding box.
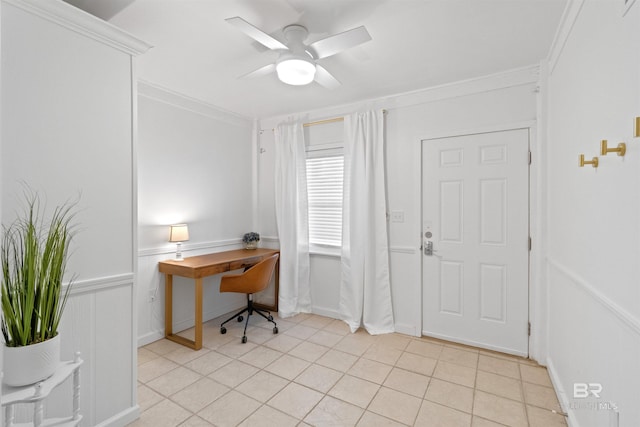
[395,322,420,337]
[138,304,247,347]
[311,306,341,320]
[546,358,577,427]
[173,304,245,332]
[95,405,140,427]
[138,331,164,347]
[422,330,528,357]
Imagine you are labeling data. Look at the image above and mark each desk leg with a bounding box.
[194,278,203,350]
[164,274,202,350]
[274,259,279,312]
[165,275,203,351]
[254,257,279,313]
[165,274,173,337]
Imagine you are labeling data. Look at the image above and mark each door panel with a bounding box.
[422,129,529,356]
[440,180,463,242]
[440,260,463,315]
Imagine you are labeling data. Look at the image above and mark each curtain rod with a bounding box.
[262,109,387,133]
[304,116,343,127]
[303,109,387,128]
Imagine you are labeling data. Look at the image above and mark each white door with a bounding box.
[422,129,530,356]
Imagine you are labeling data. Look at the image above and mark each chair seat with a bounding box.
[219,253,279,343]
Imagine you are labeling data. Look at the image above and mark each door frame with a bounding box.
[416,120,545,362]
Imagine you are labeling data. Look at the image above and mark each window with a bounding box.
[306,154,344,247]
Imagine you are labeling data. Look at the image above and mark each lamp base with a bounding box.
[174,242,184,261]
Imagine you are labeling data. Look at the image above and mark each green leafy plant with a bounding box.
[1,192,77,347]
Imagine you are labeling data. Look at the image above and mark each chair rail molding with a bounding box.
[547,256,640,336]
[67,273,134,296]
[390,246,416,255]
[138,238,243,257]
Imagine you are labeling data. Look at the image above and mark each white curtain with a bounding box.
[339,110,394,334]
[274,119,311,318]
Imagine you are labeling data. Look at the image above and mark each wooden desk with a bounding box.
[159,248,279,350]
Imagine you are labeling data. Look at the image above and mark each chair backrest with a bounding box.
[219,253,279,295]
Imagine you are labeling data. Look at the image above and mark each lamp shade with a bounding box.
[276,57,316,86]
[169,224,189,242]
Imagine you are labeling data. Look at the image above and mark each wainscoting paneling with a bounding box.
[546,258,640,427]
[7,277,138,426]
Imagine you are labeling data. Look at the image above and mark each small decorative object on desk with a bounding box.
[242,232,260,250]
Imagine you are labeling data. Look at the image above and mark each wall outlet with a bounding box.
[391,210,405,223]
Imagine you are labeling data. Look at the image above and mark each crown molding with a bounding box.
[261,65,540,126]
[3,0,152,56]
[138,80,254,128]
[547,0,585,75]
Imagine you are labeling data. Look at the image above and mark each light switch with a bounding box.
[391,210,405,223]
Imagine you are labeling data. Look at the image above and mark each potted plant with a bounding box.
[242,232,260,250]
[1,192,77,386]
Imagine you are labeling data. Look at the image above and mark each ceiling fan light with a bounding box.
[276,58,316,86]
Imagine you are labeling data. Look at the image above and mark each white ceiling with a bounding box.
[86,0,566,119]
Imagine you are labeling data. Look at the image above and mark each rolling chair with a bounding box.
[219,253,279,343]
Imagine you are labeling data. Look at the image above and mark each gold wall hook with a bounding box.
[600,139,626,156]
[579,154,598,168]
[635,117,640,138]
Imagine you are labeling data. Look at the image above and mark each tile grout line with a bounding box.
[137,313,564,426]
[520,363,533,427]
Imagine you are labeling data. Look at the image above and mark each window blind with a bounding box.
[306,155,344,246]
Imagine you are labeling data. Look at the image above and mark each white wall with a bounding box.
[136,82,256,346]
[257,67,539,337]
[0,0,149,425]
[544,0,640,426]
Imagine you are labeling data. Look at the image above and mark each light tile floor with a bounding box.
[131,312,567,427]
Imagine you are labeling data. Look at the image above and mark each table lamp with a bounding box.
[169,224,189,261]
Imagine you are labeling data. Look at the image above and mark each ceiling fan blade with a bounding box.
[240,63,276,79]
[309,26,371,59]
[314,65,341,89]
[225,17,288,51]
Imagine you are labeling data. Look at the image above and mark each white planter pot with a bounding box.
[3,335,61,386]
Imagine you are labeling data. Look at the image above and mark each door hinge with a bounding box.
[528,237,532,251]
[528,151,532,165]
[528,322,531,336]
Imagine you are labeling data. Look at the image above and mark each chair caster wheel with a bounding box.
[220,327,227,334]
[237,316,243,322]
[267,315,274,321]
[273,326,278,334]
[242,336,247,343]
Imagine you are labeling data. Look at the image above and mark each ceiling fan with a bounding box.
[225,17,372,88]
